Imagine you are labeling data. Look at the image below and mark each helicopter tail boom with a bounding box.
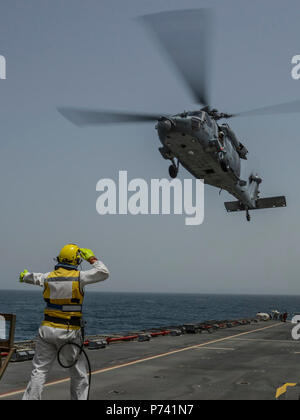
[224,172,286,221]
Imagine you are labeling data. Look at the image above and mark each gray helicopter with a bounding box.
[58,9,291,222]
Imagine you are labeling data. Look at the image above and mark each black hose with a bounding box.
[57,341,92,400]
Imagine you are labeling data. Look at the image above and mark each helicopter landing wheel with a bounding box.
[169,159,179,179]
[220,160,229,172]
[246,209,251,222]
[169,164,178,179]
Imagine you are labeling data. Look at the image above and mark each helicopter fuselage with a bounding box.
[156,111,256,209]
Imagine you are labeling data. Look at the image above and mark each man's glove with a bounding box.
[80,248,96,262]
[19,269,29,283]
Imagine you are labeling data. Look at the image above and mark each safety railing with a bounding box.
[0,314,16,381]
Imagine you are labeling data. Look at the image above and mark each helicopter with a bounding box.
[58,9,291,222]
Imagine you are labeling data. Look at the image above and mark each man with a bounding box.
[19,244,109,400]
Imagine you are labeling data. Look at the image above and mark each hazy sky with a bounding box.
[1,0,300,294]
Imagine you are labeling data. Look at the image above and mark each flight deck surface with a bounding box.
[0,321,298,400]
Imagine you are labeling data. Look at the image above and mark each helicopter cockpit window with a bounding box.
[189,110,203,117]
[191,117,201,131]
[205,114,212,128]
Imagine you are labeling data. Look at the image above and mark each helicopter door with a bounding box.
[204,114,216,137]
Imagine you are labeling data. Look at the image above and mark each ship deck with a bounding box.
[0,320,298,400]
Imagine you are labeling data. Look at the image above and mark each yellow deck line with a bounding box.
[275,383,297,399]
[0,322,281,399]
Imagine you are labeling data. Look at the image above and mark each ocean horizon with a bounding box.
[0,290,298,341]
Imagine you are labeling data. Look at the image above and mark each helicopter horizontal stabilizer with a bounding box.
[255,196,287,210]
[224,201,244,212]
[224,196,287,213]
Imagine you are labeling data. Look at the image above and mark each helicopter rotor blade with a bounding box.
[230,99,300,118]
[140,9,213,107]
[57,107,164,126]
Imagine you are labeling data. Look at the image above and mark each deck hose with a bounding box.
[57,328,92,400]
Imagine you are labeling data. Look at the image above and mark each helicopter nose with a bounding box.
[156,117,174,132]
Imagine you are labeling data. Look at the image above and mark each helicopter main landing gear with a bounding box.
[246,208,251,222]
[168,158,180,179]
[219,151,230,172]
[158,147,180,179]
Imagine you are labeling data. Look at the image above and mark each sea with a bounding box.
[0,290,299,342]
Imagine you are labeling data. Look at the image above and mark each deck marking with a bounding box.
[193,346,235,351]
[232,338,298,344]
[0,322,281,399]
[275,383,297,399]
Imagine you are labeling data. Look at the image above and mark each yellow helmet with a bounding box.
[58,244,81,266]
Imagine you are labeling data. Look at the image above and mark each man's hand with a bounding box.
[80,248,98,264]
[19,269,29,283]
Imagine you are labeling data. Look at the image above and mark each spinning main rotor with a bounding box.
[58,9,300,126]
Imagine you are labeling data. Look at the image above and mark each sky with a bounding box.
[0,0,300,294]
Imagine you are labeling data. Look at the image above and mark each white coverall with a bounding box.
[22,260,109,400]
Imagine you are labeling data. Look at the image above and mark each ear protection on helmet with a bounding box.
[57,244,82,266]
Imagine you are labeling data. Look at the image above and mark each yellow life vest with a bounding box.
[42,266,84,330]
